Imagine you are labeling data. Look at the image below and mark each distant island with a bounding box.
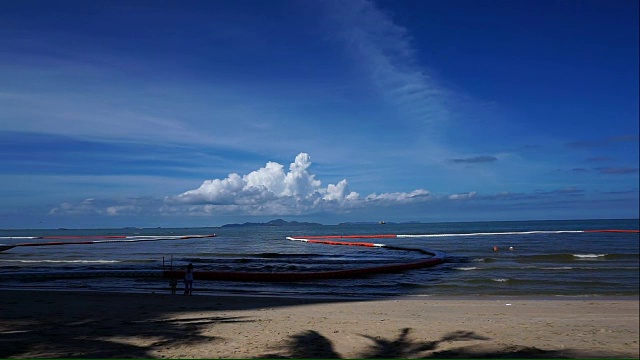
[220,219,322,228]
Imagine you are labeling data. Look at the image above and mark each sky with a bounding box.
[0,0,638,228]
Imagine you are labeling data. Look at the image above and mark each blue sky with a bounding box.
[1,0,638,228]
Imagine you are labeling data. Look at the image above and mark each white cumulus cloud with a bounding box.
[49,153,441,218]
[164,153,432,215]
[167,153,356,208]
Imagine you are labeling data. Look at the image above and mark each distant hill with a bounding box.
[220,219,322,228]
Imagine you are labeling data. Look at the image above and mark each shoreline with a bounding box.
[1,289,638,358]
[4,286,640,301]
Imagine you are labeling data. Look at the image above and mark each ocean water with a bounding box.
[0,219,638,298]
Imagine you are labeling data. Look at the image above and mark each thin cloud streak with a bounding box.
[449,156,498,164]
[596,167,639,175]
[566,135,640,149]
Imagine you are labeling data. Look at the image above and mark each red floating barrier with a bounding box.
[307,239,377,247]
[163,258,443,282]
[293,234,397,239]
[161,234,446,282]
[35,235,128,239]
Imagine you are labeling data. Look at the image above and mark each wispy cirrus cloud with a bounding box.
[324,0,449,131]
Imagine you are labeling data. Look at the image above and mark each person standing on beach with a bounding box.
[169,277,178,294]
[184,263,194,296]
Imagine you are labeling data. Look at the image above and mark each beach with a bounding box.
[1,290,637,358]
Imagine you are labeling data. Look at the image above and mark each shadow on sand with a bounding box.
[0,290,627,358]
[0,290,364,358]
[260,327,598,359]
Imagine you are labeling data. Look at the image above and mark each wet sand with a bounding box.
[0,290,638,358]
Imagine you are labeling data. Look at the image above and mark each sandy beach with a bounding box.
[0,290,637,358]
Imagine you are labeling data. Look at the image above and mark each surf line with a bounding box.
[0,234,217,253]
[163,235,445,282]
[291,229,639,239]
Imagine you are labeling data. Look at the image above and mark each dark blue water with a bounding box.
[0,219,637,298]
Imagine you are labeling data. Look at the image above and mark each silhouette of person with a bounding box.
[184,263,194,296]
[169,277,178,294]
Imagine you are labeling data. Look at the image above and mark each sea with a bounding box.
[0,219,638,299]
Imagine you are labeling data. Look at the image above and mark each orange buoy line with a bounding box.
[297,234,398,239]
[0,234,216,252]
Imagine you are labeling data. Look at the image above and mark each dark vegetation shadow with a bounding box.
[359,328,489,358]
[261,330,342,359]
[260,327,613,359]
[0,289,364,358]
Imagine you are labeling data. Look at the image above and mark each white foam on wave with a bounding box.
[453,267,478,271]
[573,254,607,259]
[0,259,120,264]
[492,278,509,282]
[397,230,584,238]
[542,266,573,270]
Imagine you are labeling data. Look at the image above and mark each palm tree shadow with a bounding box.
[260,327,592,359]
[359,327,435,358]
[261,330,341,358]
[359,328,490,358]
[259,328,489,359]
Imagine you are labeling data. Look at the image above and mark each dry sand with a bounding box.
[0,290,638,358]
